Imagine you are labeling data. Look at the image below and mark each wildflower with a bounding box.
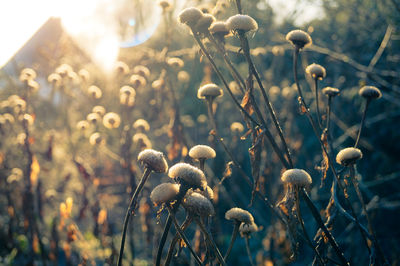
[78,69,90,83]
[130,74,147,88]
[103,112,121,129]
[167,57,184,68]
[183,192,214,217]
[133,119,150,132]
[150,183,180,206]
[114,61,129,75]
[87,113,102,124]
[55,64,73,77]
[21,114,34,126]
[286,29,312,49]
[76,120,90,131]
[19,68,37,82]
[230,122,244,133]
[48,73,62,86]
[133,65,150,79]
[281,169,312,187]
[306,63,326,80]
[239,222,258,237]
[189,145,216,160]
[168,163,207,190]
[226,14,258,33]
[158,0,171,11]
[197,83,223,99]
[178,71,190,83]
[12,98,26,113]
[138,149,168,173]
[359,86,382,100]
[133,133,152,149]
[178,7,204,28]
[209,21,230,41]
[322,87,340,97]
[92,106,106,117]
[194,14,215,34]
[3,113,15,124]
[27,79,40,92]
[225,207,254,224]
[88,85,102,99]
[196,185,214,201]
[89,132,104,145]
[120,86,136,98]
[336,147,363,166]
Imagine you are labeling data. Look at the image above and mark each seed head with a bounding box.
[178,7,204,28]
[103,112,121,129]
[133,119,150,132]
[55,64,73,77]
[196,185,214,201]
[152,79,165,90]
[286,30,312,49]
[178,71,190,83]
[189,145,216,160]
[197,83,223,99]
[183,192,214,217]
[336,147,363,166]
[230,122,244,133]
[78,69,90,83]
[133,65,151,79]
[88,85,102,99]
[194,14,215,34]
[306,63,326,80]
[92,106,106,117]
[27,80,40,92]
[3,113,15,124]
[158,0,171,11]
[133,133,152,149]
[48,73,62,86]
[138,149,168,173]
[281,169,312,187]
[87,113,101,124]
[239,222,258,237]
[130,74,147,88]
[76,120,90,131]
[322,87,340,97]
[120,85,136,97]
[21,114,34,126]
[210,21,230,36]
[114,61,130,75]
[89,132,104,145]
[225,207,254,224]
[359,86,382,100]
[20,68,37,82]
[168,163,207,190]
[167,57,184,68]
[151,183,180,206]
[226,14,258,33]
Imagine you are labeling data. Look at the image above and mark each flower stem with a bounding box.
[117,167,152,266]
[314,78,323,129]
[196,217,226,266]
[244,237,255,266]
[165,216,193,266]
[354,100,370,148]
[224,221,240,262]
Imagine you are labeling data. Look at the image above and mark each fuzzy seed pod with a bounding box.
[226,14,258,33]
[158,0,171,10]
[336,147,363,166]
[27,80,40,92]
[120,86,136,97]
[78,69,90,83]
[230,122,244,133]
[133,119,150,132]
[322,87,340,97]
[114,61,130,75]
[178,71,190,83]
[306,63,326,80]
[281,169,312,187]
[286,29,312,49]
[130,74,147,88]
[196,186,214,201]
[55,64,73,77]
[20,68,37,82]
[168,163,207,190]
[178,7,204,27]
[103,112,121,129]
[189,145,216,160]
[3,113,15,124]
[194,13,215,33]
[133,65,151,79]
[150,183,180,205]
[225,207,254,224]
[359,86,382,100]
[76,120,90,131]
[133,133,152,149]
[87,113,101,124]
[88,85,102,99]
[197,83,223,99]
[210,21,230,36]
[167,57,184,68]
[137,149,168,173]
[21,114,34,125]
[239,222,258,237]
[183,192,214,217]
[89,132,104,145]
[48,73,62,86]
[152,79,165,90]
[92,106,106,117]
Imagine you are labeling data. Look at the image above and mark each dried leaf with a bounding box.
[30,155,40,186]
[241,90,254,115]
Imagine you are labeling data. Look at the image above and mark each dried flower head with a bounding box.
[322,87,340,97]
[168,163,207,190]
[103,112,121,129]
[133,119,150,132]
[152,79,165,90]
[178,71,190,83]
[133,133,152,149]
[89,132,104,145]
[20,68,37,82]
[21,114,34,126]
[183,192,214,217]
[226,14,258,33]
[229,81,241,95]
[230,122,244,133]
[306,63,326,80]
[239,222,258,237]
[196,185,214,201]
[92,106,106,117]
[225,207,254,224]
[48,73,62,86]
[158,0,171,11]
[336,147,363,166]
[87,113,102,124]
[178,7,204,27]
[194,14,216,34]
[286,30,312,49]
[150,183,180,205]
[133,65,151,78]
[3,113,15,124]
[88,85,102,99]
[271,45,285,56]
[359,86,382,100]
[27,80,40,92]
[56,64,73,77]
[76,120,90,131]
[210,21,229,36]
[197,83,223,99]
[114,61,129,75]
[11,98,26,113]
[120,86,136,97]
[138,149,168,173]
[167,57,184,68]
[281,169,312,187]
[130,74,147,88]
[189,145,216,160]
[78,69,90,83]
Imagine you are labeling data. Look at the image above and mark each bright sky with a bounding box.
[0,0,322,70]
